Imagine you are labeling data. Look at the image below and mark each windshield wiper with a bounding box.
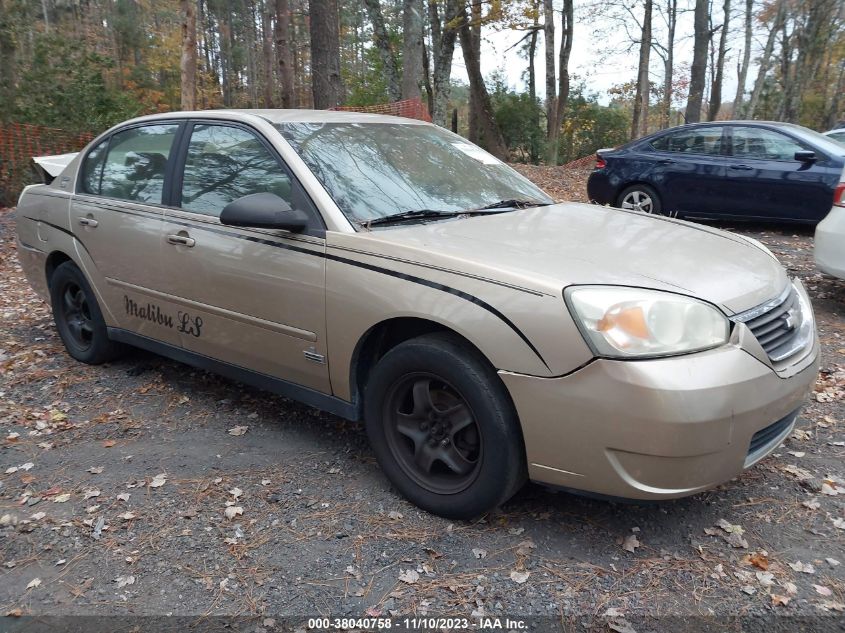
[477,198,551,210]
[363,209,464,227]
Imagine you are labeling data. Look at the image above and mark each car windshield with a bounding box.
[784,123,845,156]
[277,122,553,224]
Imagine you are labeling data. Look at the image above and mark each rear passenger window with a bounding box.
[651,127,724,155]
[179,124,292,217]
[99,124,179,204]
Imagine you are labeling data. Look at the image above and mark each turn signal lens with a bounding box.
[566,286,730,358]
[834,183,845,208]
[595,156,607,169]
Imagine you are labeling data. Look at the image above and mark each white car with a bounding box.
[814,162,845,278]
[823,129,845,145]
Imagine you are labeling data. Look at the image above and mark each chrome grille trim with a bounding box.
[732,283,813,364]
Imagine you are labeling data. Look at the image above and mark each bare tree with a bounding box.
[746,0,785,118]
[458,1,508,158]
[261,2,274,107]
[707,0,730,120]
[685,0,710,122]
[180,0,197,110]
[544,0,574,164]
[310,0,343,108]
[429,0,461,127]
[275,0,295,107]
[364,0,401,101]
[652,0,677,128]
[632,0,653,138]
[732,0,753,116]
[402,0,424,99]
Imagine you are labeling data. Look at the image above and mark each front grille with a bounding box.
[746,409,799,465]
[734,285,809,363]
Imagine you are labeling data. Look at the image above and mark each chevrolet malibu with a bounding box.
[16,110,819,519]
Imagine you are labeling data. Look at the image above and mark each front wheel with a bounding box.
[617,184,662,215]
[364,333,526,519]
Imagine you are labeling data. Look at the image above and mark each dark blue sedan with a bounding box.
[587,121,845,224]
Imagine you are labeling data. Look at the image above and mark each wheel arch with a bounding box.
[45,250,74,285]
[350,316,500,413]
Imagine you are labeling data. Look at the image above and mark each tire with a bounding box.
[616,184,662,215]
[49,261,124,364]
[364,332,526,519]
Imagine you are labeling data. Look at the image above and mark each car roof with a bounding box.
[115,108,429,127]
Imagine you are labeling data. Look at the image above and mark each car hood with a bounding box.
[358,202,788,315]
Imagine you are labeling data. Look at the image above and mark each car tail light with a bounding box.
[595,156,607,169]
[835,183,845,208]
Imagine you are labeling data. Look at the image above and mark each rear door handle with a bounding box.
[657,158,675,164]
[730,164,753,171]
[166,234,196,247]
[78,217,98,227]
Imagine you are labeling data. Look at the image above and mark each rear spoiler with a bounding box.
[31,152,78,184]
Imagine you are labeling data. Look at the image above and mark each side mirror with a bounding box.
[794,150,817,162]
[220,192,309,232]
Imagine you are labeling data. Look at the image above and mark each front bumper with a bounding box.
[501,291,819,500]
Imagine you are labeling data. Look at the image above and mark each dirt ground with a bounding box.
[1,168,844,631]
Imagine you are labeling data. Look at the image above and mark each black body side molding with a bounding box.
[107,328,361,421]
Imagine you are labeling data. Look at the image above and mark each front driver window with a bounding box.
[99,124,179,204]
[732,127,808,161]
[651,127,724,155]
[179,124,293,217]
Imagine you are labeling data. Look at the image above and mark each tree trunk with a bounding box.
[707,0,730,120]
[746,0,784,118]
[685,0,709,123]
[528,2,539,163]
[261,2,274,107]
[457,2,507,159]
[543,0,556,163]
[309,0,343,108]
[660,0,677,128]
[732,0,752,117]
[422,40,434,114]
[429,0,459,127]
[632,0,652,139]
[275,0,295,107]
[401,0,424,99]
[363,0,401,101]
[180,0,198,110]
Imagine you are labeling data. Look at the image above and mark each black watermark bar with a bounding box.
[2,616,845,633]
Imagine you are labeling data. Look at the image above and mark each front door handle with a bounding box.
[730,164,754,171]
[78,217,99,227]
[166,234,196,247]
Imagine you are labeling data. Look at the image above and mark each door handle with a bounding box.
[730,164,753,171]
[166,234,196,247]
[78,217,98,227]
[657,158,675,164]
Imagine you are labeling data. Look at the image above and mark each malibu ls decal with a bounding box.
[124,295,203,338]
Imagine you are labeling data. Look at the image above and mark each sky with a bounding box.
[449,3,759,108]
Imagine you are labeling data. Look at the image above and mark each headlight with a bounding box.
[565,286,730,358]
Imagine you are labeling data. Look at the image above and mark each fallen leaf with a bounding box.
[30,512,45,521]
[116,493,131,503]
[149,473,167,488]
[472,548,487,559]
[819,601,845,612]
[771,594,791,607]
[388,510,403,520]
[834,517,845,530]
[826,558,841,567]
[821,483,839,496]
[787,451,805,458]
[228,426,248,436]
[398,569,419,584]
[118,512,136,521]
[622,534,640,553]
[510,570,530,584]
[115,575,135,588]
[741,585,756,595]
[788,561,816,574]
[224,506,243,520]
[756,571,775,587]
[782,464,814,480]
[229,487,243,499]
[87,466,104,474]
[803,499,821,509]
[749,552,769,570]
[102,440,116,448]
[26,578,41,590]
[53,494,71,503]
[815,585,833,597]
[83,489,100,500]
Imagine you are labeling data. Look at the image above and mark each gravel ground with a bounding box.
[1,169,845,630]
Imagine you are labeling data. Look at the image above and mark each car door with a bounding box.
[157,120,330,393]
[725,126,834,221]
[647,126,728,216]
[70,122,183,345]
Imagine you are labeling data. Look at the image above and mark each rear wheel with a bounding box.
[364,333,526,519]
[617,184,662,215]
[50,261,124,364]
